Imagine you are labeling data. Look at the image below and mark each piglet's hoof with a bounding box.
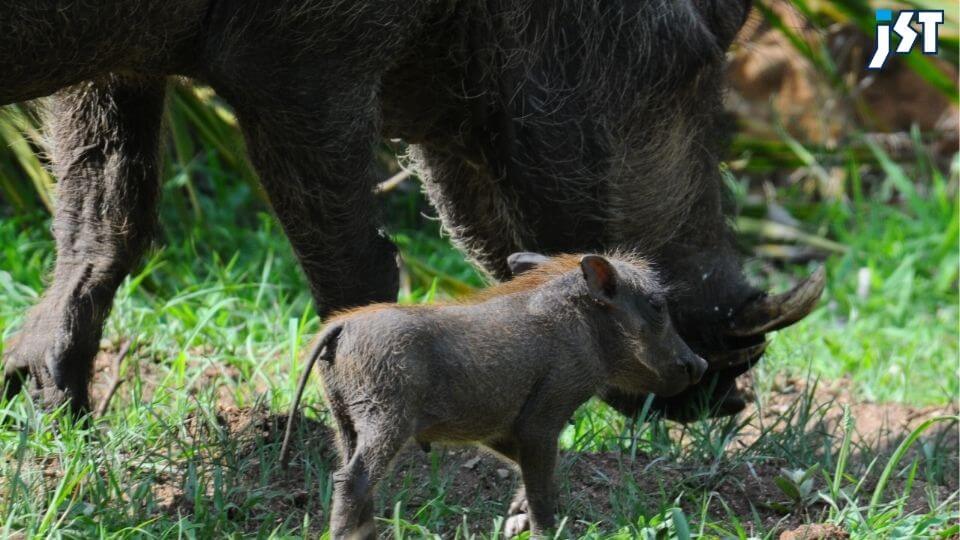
[508,497,528,515]
[504,495,529,537]
[504,513,530,538]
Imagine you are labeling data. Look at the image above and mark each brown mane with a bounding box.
[327,252,656,323]
[327,254,580,322]
[460,250,654,303]
[453,254,582,304]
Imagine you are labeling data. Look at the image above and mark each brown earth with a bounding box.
[780,523,849,540]
[727,1,958,155]
[80,341,958,538]
[157,401,954,537]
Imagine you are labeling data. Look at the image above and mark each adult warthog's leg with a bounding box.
[3,76,167,414]
[412,146,527,281]
[224,80,399,317]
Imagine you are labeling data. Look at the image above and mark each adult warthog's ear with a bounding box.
[507,252,550,276]
[580,255,618,305]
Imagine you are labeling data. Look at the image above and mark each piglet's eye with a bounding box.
[648,297,666,313]
[637,296,666,326]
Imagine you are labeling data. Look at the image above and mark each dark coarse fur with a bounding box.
[0,0,811,423]
[291,253,705,538]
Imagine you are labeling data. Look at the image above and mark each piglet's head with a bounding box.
[574,254,707,397]
[510,251,825,420]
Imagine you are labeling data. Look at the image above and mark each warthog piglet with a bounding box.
[281,253,706,538]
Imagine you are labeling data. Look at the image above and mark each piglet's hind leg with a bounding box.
[330,423,410,540]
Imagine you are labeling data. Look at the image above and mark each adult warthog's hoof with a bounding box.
[3,334,86,415]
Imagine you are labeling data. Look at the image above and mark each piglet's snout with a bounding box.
[682,355,708,385]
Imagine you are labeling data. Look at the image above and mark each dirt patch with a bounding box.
[82,347,957,536]
[89,342,246,412]
[126,393,955,537]
[728,1,958,152]
[780,523,849,540]
[739,375,958,449]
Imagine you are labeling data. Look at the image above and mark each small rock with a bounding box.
[780,524,848,540]
[856,267,871,299]
[496,468,510,479]
[462,456,482,469]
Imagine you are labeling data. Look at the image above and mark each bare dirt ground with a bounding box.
[85,349,958,537]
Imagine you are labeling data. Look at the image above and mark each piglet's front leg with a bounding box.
[509,435,560,538]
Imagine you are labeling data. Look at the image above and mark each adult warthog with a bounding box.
[1,0,823,419]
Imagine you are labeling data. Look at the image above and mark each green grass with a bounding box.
[750,144,959,406]
[0,131,956,537]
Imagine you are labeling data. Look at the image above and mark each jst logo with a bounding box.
[869,9,944,70]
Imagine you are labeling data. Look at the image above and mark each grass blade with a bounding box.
[868,416,959,516]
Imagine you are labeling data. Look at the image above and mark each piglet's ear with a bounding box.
[580,255,618,305]
[507,252,550,276]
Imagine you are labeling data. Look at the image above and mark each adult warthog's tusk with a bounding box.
[727,266,826,337]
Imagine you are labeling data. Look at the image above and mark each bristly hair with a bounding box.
[326,254,584,322]
[404,0,742,286]
[328,251,661,323]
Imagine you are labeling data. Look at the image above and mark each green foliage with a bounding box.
[771,464,821,512]
[0,104,54,213]
[763,141,958,404]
